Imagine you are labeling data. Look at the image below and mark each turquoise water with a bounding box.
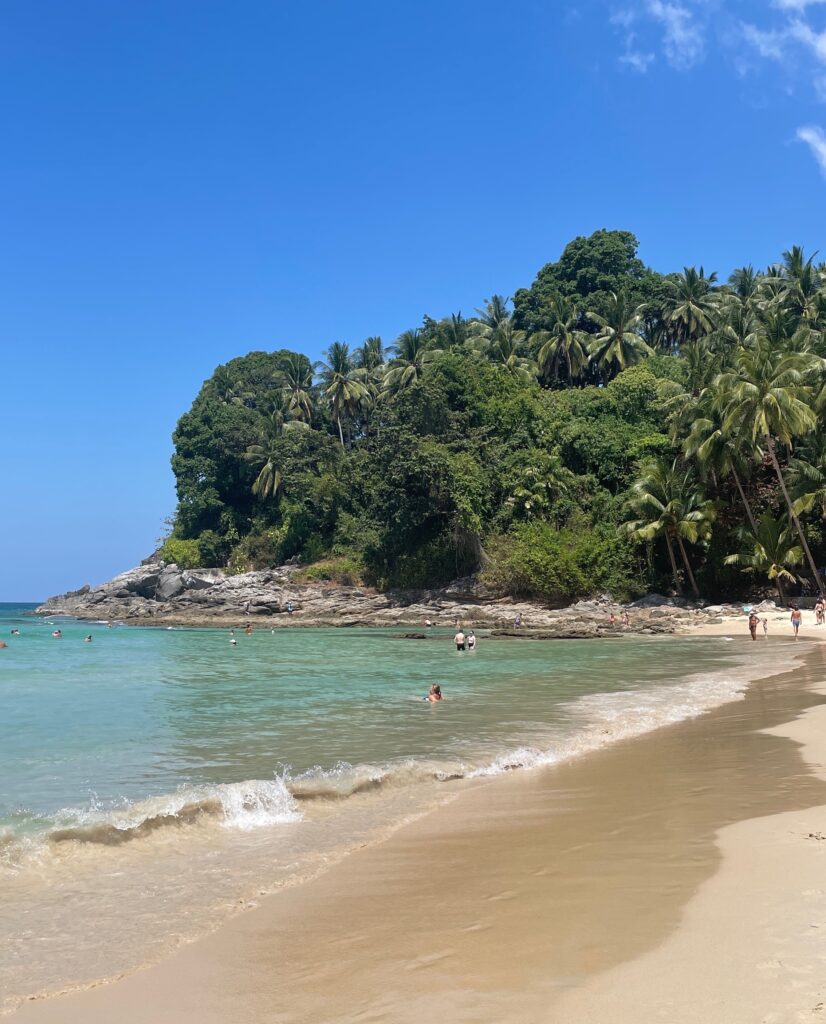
[0,602,766,1009]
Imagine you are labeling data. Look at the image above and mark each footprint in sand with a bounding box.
[485,889,518,902]
[405,949,455,971]
[459,920,492,933]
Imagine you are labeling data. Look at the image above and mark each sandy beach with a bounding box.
[5,617,826,1023]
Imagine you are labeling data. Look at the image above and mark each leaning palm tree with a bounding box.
[661,266,719,347]
[277,352,317,423]
[320,342,367,446]
[534,293,589,384]
[587,291,653,380]
[382,329,440,397]
[717,339,826,597]
[684,405,760,535]
[623,457,716,599]
[724,513,802,605]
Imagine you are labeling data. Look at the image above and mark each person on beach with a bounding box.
[791,606,802,639]
[426,684,443,702]
[514,614,522,629]
[816,598,825,625]
[467,631,476,650]
[454,629,466,651]
[425,618,433,628]
[762,617,768,638]
[609,612,616,627]
[748,612,759,641]
[287,601,294,616]
[622,611,629,627]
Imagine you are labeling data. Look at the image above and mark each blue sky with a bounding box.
[3,0,826,600]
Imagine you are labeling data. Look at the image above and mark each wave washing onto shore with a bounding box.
[1,654,784,874]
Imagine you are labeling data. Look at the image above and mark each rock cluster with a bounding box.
[35,564,778,633]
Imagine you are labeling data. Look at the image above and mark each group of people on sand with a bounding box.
[747,604,817,641]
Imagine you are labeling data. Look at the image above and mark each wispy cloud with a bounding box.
[647,0,705,69]
[797,124,826,175]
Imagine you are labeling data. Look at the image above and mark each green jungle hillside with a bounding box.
[164,229,826,605]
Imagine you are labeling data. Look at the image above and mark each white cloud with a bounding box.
[772,0,826,10]
[620,49,656,71]
[741,22,787,60]
[788,17,826,62]
[647,0,705,68]
[797,124,826,175]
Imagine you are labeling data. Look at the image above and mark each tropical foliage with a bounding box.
[166,230,826,603]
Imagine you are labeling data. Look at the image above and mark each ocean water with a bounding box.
[0,602,775,1010]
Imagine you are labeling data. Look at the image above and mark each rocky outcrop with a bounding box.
[35,563,780,632]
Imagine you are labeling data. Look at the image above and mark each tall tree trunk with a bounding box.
[775,574,787,606]
[766,435,825,598]
[664,531,684,596]
[731,464,759,536]
[336,415,344,447]
[675,533,701,600]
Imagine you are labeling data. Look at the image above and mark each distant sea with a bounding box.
[0,602,773,1011]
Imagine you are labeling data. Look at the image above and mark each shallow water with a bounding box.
[0,602,785,1010]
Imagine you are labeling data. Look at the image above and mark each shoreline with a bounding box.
[8,634,826,1022]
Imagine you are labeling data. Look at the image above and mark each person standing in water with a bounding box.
[791,605,802,639]
[426,684,443,702]
[748,611,759,641]
[454,629,466,652]
[762,617,768,639]
[467,631,476,650]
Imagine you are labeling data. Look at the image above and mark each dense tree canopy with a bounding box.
[165,231,826,604]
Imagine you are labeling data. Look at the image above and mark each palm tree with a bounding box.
[724,513,802,605]
[623,457,716,599]
[661,266,719,347]
[382,329,440,396]
[727,265,759,303]
[684,405,759,535]
[243,410,308,500]
[354,336,386,372]
[587,291,653,380]
[277,352,317,423]
[474,294,510,329]
[320,342,367,446]
[718,339,826,597]
[436,313,469,351]
[534,294,589,384]
[473,321,536,382]
[507,451,576,520]
[789,428,826,520]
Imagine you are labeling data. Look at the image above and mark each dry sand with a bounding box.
[9,629,826,1024]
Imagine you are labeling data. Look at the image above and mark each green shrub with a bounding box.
[482,521,646,604]
[159,537,201,569]
[295,557,364,586]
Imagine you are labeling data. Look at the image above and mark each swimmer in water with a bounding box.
[84,635,93,643]
[52,630,62,638]
[10,628,20,635]
[426,684,443,702]
[229,638,237,645]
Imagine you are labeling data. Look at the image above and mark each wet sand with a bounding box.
[9,639,826,1023]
